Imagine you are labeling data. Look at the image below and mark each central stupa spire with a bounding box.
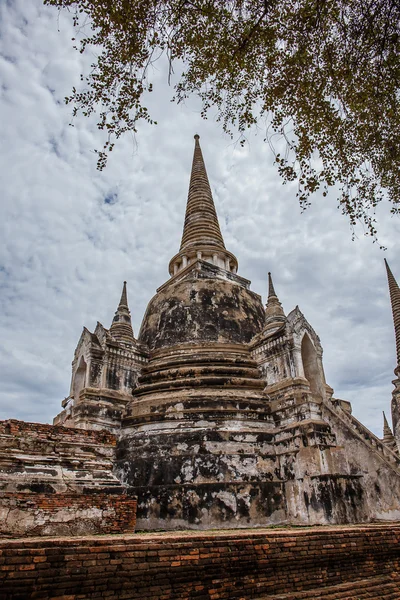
[180,134,226,251]
[169,135,238,276]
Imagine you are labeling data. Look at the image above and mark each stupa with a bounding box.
[54,135,400,530]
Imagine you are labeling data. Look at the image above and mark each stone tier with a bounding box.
[123,343,271,428]
[119,364,372,529]
[131,343,265,398]
[118,341,279,528]
[117,399,283,530]
[124,391,274,427]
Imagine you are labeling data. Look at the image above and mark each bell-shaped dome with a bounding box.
[139,261,265,351]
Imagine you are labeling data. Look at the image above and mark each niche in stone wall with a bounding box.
[73,356,87,400]
[301,333,324,398]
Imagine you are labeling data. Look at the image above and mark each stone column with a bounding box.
[293,346,304,378]
[392,368,400,454]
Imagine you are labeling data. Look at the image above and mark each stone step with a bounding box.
[258,574,400,600]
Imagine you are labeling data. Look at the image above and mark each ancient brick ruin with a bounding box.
[2,135,400,537]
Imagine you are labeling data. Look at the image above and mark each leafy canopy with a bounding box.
[44,0,400,240]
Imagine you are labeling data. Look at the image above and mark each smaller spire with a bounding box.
[119,280,128,308]
[265,272,286,325]
[109,282,135,344]
[382,411,396,446]
[268,272,277,298]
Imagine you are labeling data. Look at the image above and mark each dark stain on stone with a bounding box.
[17,482,56,494]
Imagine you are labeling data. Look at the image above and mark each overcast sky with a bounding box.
[1,0,399,437]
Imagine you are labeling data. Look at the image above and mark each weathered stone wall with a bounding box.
[0,420,121,493]
[119,371,400,529]
[0,525,399,600]
[0,493,137,537]
[0,420,136,537]
[55,388,131,434]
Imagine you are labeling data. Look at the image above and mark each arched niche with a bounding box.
[301,333,324,398]
[73,356,87,400]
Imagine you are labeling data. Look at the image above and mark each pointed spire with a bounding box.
[382,411,396,446]
[118,280,128,309]
[169,135,238,276]
[385,259,400,367]
[268,272,277,298]
[265,272,286,325]
[180,134,225,252]
[109,281,135,344]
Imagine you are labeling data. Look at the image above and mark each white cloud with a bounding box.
[0,0,399,438]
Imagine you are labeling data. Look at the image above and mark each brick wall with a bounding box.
[1,524,400,599]
[0,493,137,537]
[0,419,117,444]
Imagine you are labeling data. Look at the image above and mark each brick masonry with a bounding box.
[0,493,137,537]
[1,524,400,600]
[0,420,117,444]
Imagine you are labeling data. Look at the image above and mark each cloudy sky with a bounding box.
[1,0,399,437]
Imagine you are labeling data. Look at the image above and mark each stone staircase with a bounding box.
[261,574,400,600]
[324,399,400,472]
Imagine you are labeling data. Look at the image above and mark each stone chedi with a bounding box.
[54,135,400,530]
[54,281,147,433]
